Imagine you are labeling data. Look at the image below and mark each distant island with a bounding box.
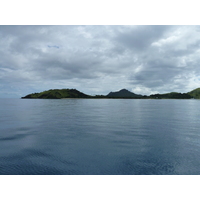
[21,88,200,99]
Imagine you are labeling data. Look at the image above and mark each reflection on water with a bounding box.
[0,99,200,175]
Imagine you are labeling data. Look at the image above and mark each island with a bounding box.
[21,88,200,99]
[21,89,91,99]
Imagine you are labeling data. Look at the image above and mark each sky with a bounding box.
[1,25,200,98]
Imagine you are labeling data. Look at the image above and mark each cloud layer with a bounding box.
[1,25,200,97]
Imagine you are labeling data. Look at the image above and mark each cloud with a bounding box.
[0,25,200,97]
[114,25,173,51]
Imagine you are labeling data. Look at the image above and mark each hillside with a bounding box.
[187,88,200,99]
[149,92,191,99]
[21,89,91,99]
[107,89,143,98]
[21,87,200,99]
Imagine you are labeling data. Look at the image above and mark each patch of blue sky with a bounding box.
[47,45,59,48]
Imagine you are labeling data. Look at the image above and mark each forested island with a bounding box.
[21,88,200,99]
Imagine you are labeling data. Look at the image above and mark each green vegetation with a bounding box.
[149,92,191,99]
[21,87,200,99]
[187,88,200,99]
[22,89,91,99]
[107,89,143,98]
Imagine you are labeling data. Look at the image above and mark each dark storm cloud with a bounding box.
[1,25,200,97]
[113,25,173,51]
[130,60,182,88]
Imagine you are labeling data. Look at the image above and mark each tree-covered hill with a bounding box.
[149,92,191,99]
[187,88,200,99]
[107,89,143,98]
[21,89,91,99]
[21,87,200,99]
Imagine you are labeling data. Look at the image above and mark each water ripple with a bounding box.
[0,134,28,141]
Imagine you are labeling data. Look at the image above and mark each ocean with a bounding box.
[1,98,200,175]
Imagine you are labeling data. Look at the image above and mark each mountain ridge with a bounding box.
[107,89,143,98]
[21,89,91,99]
[21,87,200,99]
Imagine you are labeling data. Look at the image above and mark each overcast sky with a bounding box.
[1,25,200,97]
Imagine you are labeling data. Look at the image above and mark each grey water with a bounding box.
[1,98,200,175]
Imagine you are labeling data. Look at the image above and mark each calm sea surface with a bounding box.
[1,98,200,175]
